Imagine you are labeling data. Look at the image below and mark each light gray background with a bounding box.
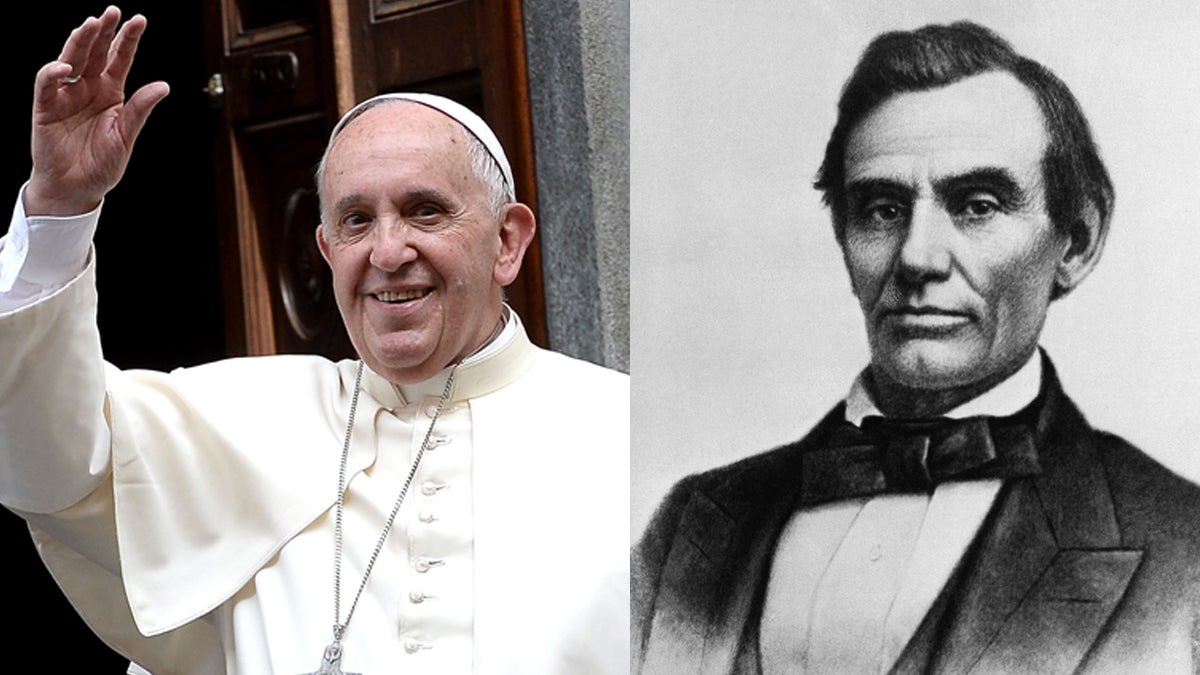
[631,1,1200,538]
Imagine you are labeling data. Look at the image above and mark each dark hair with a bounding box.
[815,21,1114,246]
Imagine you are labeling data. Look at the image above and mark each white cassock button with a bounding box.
[420,481,445,496]
[409,591,426,604]
[414,557,442,573]
[418,511,436,523]
[403,639,429,654]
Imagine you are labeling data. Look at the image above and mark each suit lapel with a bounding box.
[642,487,744,674]
[642,408,846,675]
[929,364,1144,674]
[968,548,1142,674]
[641,485,790,675]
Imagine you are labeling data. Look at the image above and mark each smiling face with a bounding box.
[840,72,1075,415]
[317,102,534,384]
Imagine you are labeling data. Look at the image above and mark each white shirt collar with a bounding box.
[359,305,535,407]
[844,351,1042,425]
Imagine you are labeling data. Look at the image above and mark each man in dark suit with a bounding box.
[632,21,1200,674]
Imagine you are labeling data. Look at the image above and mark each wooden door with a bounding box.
[201,0,546,359]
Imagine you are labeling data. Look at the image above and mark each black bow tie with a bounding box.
[799,414,1040,506]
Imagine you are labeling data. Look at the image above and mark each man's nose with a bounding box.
[896,201,953,285]
[368,219,419,271]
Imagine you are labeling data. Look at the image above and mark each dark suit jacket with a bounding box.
[633,358,1200,674]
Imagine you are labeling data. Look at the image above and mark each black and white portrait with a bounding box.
[631,2,1200,672]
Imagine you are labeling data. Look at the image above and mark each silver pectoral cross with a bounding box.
[301,641,361,675]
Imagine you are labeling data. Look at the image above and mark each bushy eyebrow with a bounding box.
[845,167,1031,209]
[845,177,913,204]
[932,167,1030,209]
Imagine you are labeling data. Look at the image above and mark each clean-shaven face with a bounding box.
[317,102,508,384]
[841,72,1070,401]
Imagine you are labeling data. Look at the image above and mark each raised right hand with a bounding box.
[25,5,170,217]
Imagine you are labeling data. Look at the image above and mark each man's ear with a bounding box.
[1054,202,1108,298]
[315,224,333,266]
[493,203,537,286]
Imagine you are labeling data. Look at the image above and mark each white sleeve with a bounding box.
[0,184,100,313]
[0,265,111,513]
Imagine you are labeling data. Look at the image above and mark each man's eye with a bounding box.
[408,203,454,231]
[335,212,372,236]
[862,200,907,225]
[958,198,1001,220]
[872,205,902,221]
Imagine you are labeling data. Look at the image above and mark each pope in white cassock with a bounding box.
[0,7,628,674]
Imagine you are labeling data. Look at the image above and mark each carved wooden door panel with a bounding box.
[201,0,546,359]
